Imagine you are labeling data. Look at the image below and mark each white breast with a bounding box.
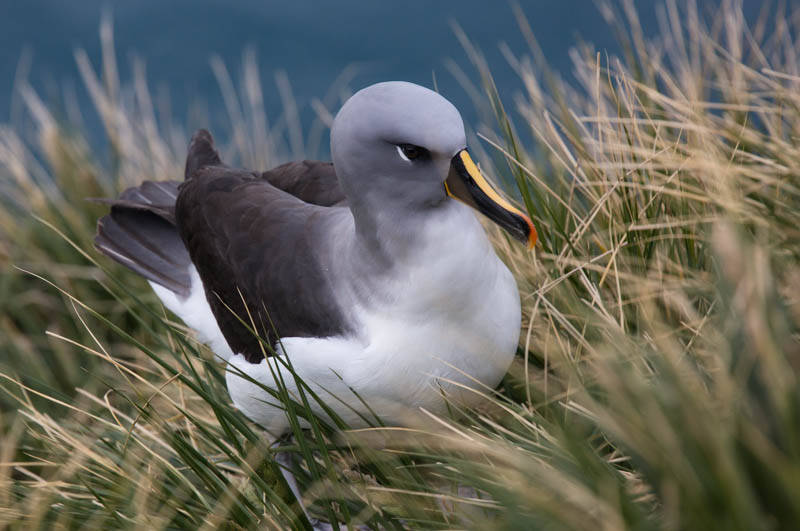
[341,204,521,416]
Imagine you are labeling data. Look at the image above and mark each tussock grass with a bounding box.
[2,1,799,528]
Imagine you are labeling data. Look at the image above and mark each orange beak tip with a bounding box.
[527,225,537,250]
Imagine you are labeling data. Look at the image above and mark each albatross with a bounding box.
[94,80,535,522]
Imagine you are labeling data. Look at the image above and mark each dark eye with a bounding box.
[398,143,429,161]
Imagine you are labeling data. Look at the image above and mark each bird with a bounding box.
[93,81,535,526]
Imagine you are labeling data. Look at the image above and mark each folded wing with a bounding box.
[176,133,352,363]
[261,160,346,207]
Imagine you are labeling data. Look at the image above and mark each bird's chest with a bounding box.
[347,230,521,408]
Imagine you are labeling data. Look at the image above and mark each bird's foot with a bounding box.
[273,439,372,530]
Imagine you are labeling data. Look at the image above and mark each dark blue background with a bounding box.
[1,0,766,154]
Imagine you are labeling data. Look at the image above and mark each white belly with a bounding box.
[226,252,520,434]
[344,252,520,414]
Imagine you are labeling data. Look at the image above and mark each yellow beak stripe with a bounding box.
[457,151,537,250]
[458,151,524,218]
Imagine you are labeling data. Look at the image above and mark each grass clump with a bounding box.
[2,1,800,529]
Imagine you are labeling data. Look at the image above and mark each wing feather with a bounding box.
[260,160,346,207]
[176,166,351,363]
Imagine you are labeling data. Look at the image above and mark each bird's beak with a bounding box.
[444,149,537,250]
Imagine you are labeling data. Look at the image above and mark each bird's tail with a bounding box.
[91,180,192,297]
[184,129,222,179]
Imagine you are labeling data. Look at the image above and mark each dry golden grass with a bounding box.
[1,1,799,529]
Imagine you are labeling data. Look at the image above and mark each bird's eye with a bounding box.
[397,143,429,162]
[401,145,420,159]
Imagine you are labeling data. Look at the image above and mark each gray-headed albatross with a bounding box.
[94,81,535,521]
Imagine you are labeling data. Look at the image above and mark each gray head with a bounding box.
[331,82,465,210]
[331,81,536,248]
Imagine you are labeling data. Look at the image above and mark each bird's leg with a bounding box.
[271,436,320,528]
[271,436,370,531]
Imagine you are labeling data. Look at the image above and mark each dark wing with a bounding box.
[260,160,346,207]
[176,166,351,363]
[186,128,345,207]
[185,129,223,178]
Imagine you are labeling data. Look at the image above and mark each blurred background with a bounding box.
[1,0,764,155]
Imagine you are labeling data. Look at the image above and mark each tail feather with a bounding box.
[94,128,223,295]
[93,180,191,297]
[184,129,222,179]
[90,180,181,223]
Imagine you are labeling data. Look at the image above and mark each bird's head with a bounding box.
[331,81,536,249]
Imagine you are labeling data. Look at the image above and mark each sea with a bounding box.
[1,0,766,157]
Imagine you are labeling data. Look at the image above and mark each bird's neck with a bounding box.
[332,198,501,324]
[344,198,492,283]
